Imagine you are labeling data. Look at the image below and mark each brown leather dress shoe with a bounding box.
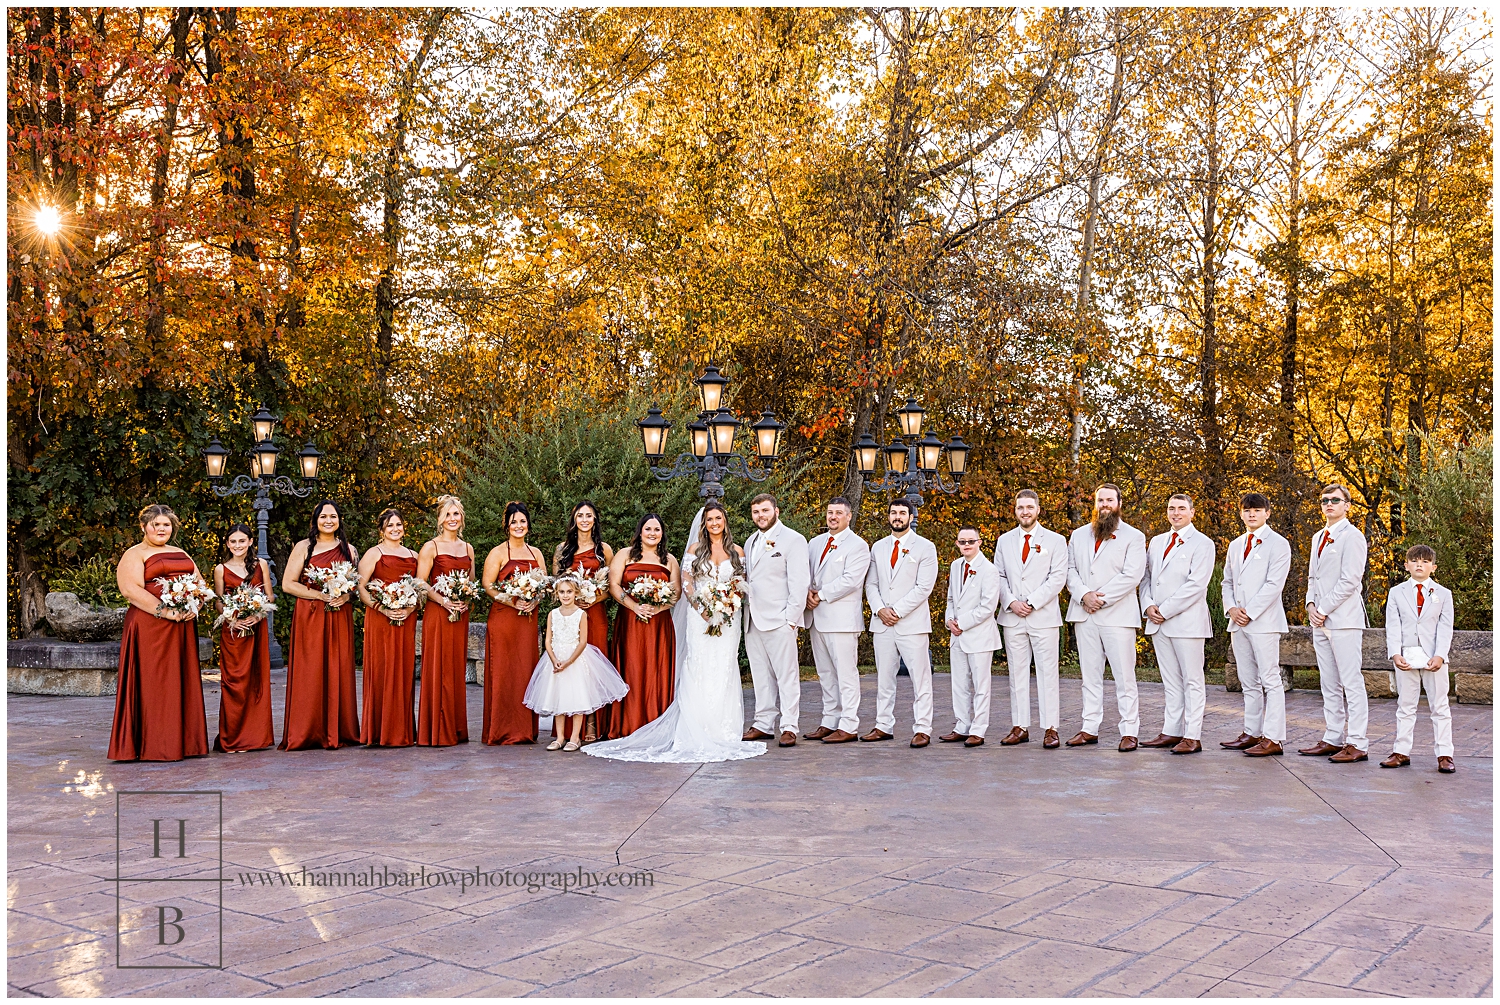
[1380,752,1410,768]
[803,726,834,741]
[1000,727,1029,745]
[779,731,797,747]
[860,728,893,742]
[1328,744,1368,763]
[1118,735,1138,752]
[1043,728,1060,749]
[743,727,774,741]
[910,733,930,748]
[938,731,968,743]
[1141,733,1183,748]
[1221,733,1261,750]
[822,729,857,743]
[964,735,984,747]
[1066,731,1098,747]
[1299,740,1343,756]
[1438,756,1456,773]
[1244,739,1283,757]
[1171,738,1202,754]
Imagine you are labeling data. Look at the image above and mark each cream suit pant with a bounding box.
[1074,622,1140,738]
[873,632,933,735]
[810,628,860,733]
[949,647,993,737]
[1232,630,1286,743]
[747,621,800,735]
[1152,635,1206,740]
[1314,627,1368,750]
[1394,668,1454,758]
[1002,625,1061,730]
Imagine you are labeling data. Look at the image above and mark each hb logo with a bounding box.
[115,791,223,969]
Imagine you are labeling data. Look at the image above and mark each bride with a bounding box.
[584,500,766,763]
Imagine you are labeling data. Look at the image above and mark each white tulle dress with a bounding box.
[523,608,629,716]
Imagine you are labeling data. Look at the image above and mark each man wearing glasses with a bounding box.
[1299,484,1371,763]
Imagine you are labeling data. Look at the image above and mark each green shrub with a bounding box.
[1396,432,1492,630]
[48,555,127,609]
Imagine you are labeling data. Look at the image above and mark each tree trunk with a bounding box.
[145,9,192,350]
[1198,68,1226,536]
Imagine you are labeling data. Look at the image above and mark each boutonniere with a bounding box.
[1033,545,1044,555]
[901,548,911,557]
[765,539,776,548]
[827,542,838,551]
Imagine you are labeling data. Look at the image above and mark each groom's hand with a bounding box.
[805,589,821,609]
[945,617,962,634]
[878,607,899,627]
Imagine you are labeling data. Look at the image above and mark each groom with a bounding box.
[742,493,811,747]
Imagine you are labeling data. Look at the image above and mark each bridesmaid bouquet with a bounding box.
[626,575,675,621]
[571,568,612,606]
[493,566,550,616]
[305,561,360,602]
[367,575,421,615]
[694,575,747,637]
[153,573,217,620]
[213,584,276,637]
[433,570,486,621]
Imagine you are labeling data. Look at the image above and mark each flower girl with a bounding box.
[523,576,629,751]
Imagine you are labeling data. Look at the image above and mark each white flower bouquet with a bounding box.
[153,573,217,620]
[572,567,612,606]
[694,574,747,637]
[626,575,675,621]
[433,570,486,622]
[367,574,421,615]
[305,561,359,602]
[213,584,276,637]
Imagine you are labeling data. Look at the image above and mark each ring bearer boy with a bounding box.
[939,528,1002,747]
[1382,544,1456,774]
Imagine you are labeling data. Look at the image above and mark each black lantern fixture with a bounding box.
[856,395,970,513]
[202,439,230,481]
[635,361,786,499]
[253,438,281,477]
[917,432,945,473]
[296,441,325,482]
[895,397,926,439]
[945,436,970,479]
[250,405,279,445]
[854,432,882,476]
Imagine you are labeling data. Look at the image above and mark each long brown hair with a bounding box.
[626,513,667,566]
[691,500,745,581]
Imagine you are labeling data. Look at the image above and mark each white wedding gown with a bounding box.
[584,559,766,764]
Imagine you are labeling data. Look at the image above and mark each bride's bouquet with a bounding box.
[213,584,276,637]
[305,561,359,602]
[572,567,611,606]
[693,574,747,637]
[626,575,676,621]
[154,573,217,620]
[366,574,421,617]
[433,570,486,621]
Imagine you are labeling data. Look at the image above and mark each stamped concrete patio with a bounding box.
[7,673,1492,998]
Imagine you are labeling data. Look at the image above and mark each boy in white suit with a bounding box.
[742,493,811,747]
[1382,544,1456,773]
[1220,492,1293,757]
[863,499,940,747]
[803,497,872,744]
[1065,483,1148,751]
[1139,494,1216,754]
[993,489,1069,748]
[940,528,1002,747]
[1298,484,1371,763]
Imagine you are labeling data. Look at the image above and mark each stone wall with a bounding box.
[8,636,215,696]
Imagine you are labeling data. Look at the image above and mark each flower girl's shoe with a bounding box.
[546,738,564,751]
[564,740,580,752]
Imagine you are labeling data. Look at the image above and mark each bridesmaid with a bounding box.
[604,514,680,739]
[211,524,275,752]
[108,504,210,761]
[416,495,476,746]
[357,508,419,747]
[279,500,361,750]
[481,501,548,744]
[552,500,617,744]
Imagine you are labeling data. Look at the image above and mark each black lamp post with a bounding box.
[636,363,787,499]
[854,396,970,513]
[201,406,323,669]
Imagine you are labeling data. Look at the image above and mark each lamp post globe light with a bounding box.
[200,406,324,669]
[636,363,787,499]
[854,396,970,513]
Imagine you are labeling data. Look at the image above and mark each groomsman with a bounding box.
[940,528,1002,747]
[742,493,811,747]
[1298,484,1371,763]
[1220,492,1292,757]
[863,499,940,747]
[803,497,871,744]
[993,490,1069,748]
[1139,494,1215,754]
[1065,483,1147,751]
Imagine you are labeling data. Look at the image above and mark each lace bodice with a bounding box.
[551,608,584,654]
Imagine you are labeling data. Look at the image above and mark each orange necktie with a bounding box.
[962,561,971,582]
[1021,533,1031,565]
[1416,584,1425,615]
[1318,530,1332,557]
[890,541,899,569]
[1163,532,1180,559]
[819,537,836,563]
[1243,535,1254,560]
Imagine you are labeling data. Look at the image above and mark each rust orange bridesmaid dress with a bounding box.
[108,551,210,761]
[570,548,618,738]
[418,552,471,746]
[279,547,360,750]
[362,551,418,747]
[214,562,275,752]
[482,549,540,744]
[605,562,676,739]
